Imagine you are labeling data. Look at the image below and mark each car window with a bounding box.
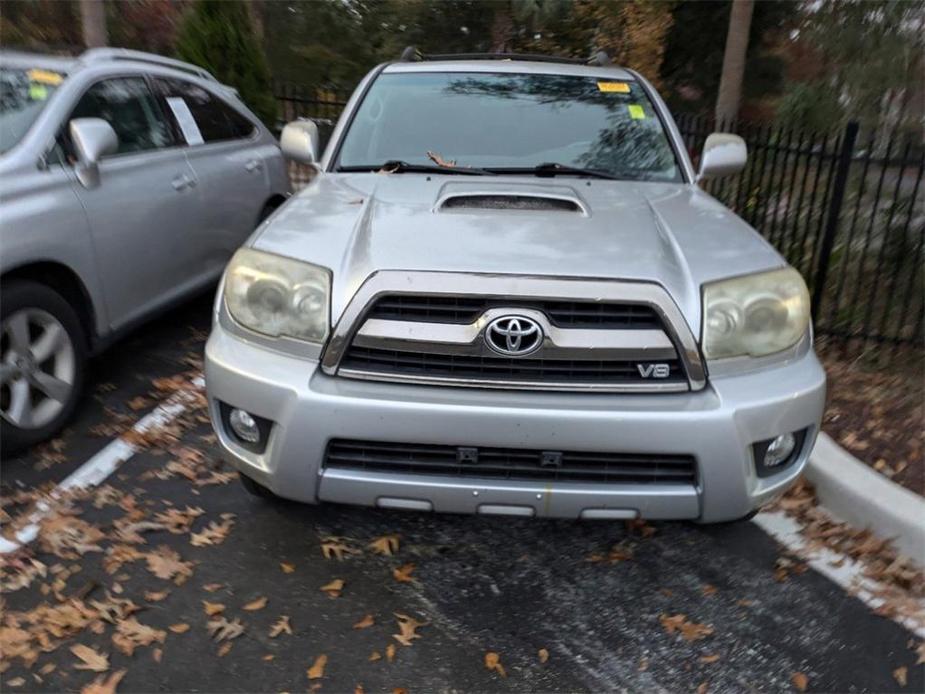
[154,77,256,144]
[1,66,67,154]
[70,77,173,155]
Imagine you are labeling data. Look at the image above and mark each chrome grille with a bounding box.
[325,439,698,485]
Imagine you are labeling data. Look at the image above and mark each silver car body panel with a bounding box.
[205,58,827,522]
[0,50,290,341]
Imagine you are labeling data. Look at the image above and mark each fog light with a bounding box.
[229,408,261,444]
[764,433,797,468]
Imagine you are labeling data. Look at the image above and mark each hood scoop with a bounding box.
[434,181,589,216]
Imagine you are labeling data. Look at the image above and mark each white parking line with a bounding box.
[753,509,925,638]
[0,377,204,554]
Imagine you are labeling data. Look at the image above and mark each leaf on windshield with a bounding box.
[426,151,457,167]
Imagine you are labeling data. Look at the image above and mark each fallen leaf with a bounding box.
[307,654,328,680]
[152,648,162,663]
[70,644,109,672]
[393,613,427,646]
[353,614,375,629]
[202,600,225,616]
[168,623,190,634]
[893,666,908,687]
[202,583,223,592]
[702,584,717,596]
[355,686,364,694]
[243,596,268,611]
[144,590,170,603]
[321,539,360,560]
[217,642,233,657]
[484,651,507,677]
[262,654,275,662]
[6,678,25,688]
[392,563,415,583]
[791,672,808,692]
[916,641,925,665]
[393,689,408,694]
[80,669,126,694]
[369,651,382,662]
[145,546,194,584]
[269,616,292,638]
[659,613,714,642]
[700,654,721,664]
[39,663,56,675]
[638,657,649,672]
[190,517,235,547]
[386,643,396,662]
[538,648,549,663]
[207,617,244,642]
[280,562,295,574]
[369,535,400,556]
[321,578,345,598]
[697,683,709,694]
[112,618,165,656]
[128,396,149,410]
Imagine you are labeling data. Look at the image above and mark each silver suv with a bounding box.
[205,52,826,523]
[0,48,289,451]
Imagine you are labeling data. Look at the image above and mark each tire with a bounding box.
[0,281,87,455]
[239,473,277,499]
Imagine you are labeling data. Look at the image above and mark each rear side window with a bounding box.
[154,77,256,144]
[71,77,173,155]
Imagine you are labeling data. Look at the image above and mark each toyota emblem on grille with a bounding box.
[484,315,543,356]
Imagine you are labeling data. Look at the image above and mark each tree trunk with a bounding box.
[79,0,108,48]
[247,0,265,42]
[715,0,754,126]
[490,4,514,52]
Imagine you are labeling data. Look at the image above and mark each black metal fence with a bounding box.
[274,84,924,361]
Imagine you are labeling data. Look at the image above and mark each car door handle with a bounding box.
[244,159,263,173]
[172,174,193,191]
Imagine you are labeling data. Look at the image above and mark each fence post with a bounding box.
[811,120,859,319]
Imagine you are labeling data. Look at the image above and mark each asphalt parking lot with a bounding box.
[2,292,922,693]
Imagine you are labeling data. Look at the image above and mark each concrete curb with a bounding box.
[806,432,925,562]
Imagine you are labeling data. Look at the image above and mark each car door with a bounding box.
[64,75,204,330]
[152,76,271,274]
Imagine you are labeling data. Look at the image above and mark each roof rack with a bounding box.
[397,47,611,67]
[80,48,217,82]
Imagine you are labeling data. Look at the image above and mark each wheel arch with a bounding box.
[1,261,98,349]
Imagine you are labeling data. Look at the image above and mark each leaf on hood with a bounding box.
[145,546,194,585]
[143,590,169,603]
[353,614,375,630]
[80,669,126,694]
[320,579,345,598]
[70,644,109,672]
[368,535,400,556]
[208,617,244,642]
[321,539,360,561]
[190,517,235,547]
[202,601,225,617]
[269,615,292,638]
[168,623,190,634]
[112,618,166,656]
[892,667,908,687]
[791,672,808,692]
[392,564,415,583]
[484,652,507,677]
[538,648,549,663]
[280,562,296,574]
[243,596,268,611]
[659,613,714,642]
[392,613,427,647]
[307,654,328,680]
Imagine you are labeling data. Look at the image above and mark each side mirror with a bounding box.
[280,119,320,166]
[697,133,747,182]
[69,118,118,188]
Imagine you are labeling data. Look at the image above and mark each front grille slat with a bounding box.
[366,296,663,329]
[341,346,684,385]
[325,439,697,485]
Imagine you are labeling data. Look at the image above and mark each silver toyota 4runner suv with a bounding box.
[205,52,826,523]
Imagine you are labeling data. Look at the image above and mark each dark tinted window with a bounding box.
[71,77,173,155]
[154,77,255,143]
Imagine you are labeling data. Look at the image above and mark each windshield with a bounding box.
[337,71,683,182]
[0,66,66,154]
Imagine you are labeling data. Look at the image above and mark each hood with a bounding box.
[253,173,784,330]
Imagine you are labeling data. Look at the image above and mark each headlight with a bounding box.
[702,267,810,359]
[224,248,331,343]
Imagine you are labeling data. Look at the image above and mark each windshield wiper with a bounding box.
[486,162,620,180]
[340,160,494,176]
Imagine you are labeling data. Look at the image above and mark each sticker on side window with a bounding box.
[627,104,646,120]
[165,97,205,145]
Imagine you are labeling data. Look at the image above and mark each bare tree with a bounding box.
[79,0,108,48]
[715,0,754,125]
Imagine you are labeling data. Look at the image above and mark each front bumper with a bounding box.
[204,325,826,522]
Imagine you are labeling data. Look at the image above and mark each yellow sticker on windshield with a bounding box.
[597,81,630,93]
[27,69,64,85]
[628,104,646,120]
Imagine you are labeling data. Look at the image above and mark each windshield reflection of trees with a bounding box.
[442,74,678,181]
